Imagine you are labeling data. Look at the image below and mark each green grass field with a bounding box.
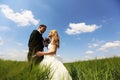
[0,57,120,80]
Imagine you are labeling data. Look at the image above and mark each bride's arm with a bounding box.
[36,45,57,56]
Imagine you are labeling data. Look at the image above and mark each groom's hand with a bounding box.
[36,51,44,56]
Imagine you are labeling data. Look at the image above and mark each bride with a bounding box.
[36,30,72,80]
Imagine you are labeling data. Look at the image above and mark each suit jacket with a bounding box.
[28,30,44,63]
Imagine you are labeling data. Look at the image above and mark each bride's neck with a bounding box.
[50,38,54,44]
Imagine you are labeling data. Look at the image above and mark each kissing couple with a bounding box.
[27,24,72,80]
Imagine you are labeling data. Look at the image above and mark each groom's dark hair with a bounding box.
[39,24,47,28]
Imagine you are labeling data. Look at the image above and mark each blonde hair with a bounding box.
[50,30,60,48]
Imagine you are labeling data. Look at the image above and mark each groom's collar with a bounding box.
[38,30,42,34]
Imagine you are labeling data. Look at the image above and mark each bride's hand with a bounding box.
[36,51,44,56]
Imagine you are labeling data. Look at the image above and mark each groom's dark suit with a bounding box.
[28,30,44,64]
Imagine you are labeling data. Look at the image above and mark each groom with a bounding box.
[27,24,47,65]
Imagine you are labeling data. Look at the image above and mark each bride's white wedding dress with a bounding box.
[39,43,72,80]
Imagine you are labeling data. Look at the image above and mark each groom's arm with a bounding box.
[28,30,37,48]
[36,45,57,56]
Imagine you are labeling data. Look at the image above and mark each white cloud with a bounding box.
[88,39,105,48]
[76,37,81,40]
[116,32,120,34]
[0,37,4,46]
[0,49,28,61]
[15,42,23,46]
[91,38,105,43]
[96,56,106,59]
[101,17,112,23]
[99,41,120,51]
[85,50,94,54]
[81,56,94,61]
[0,4,39,26]
[0,26,11,31]
[65,22,100,35]
[88,43,99,48]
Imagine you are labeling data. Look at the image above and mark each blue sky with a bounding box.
[0,0,120,62]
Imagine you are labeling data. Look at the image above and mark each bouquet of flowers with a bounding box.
[44,37,50,47]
